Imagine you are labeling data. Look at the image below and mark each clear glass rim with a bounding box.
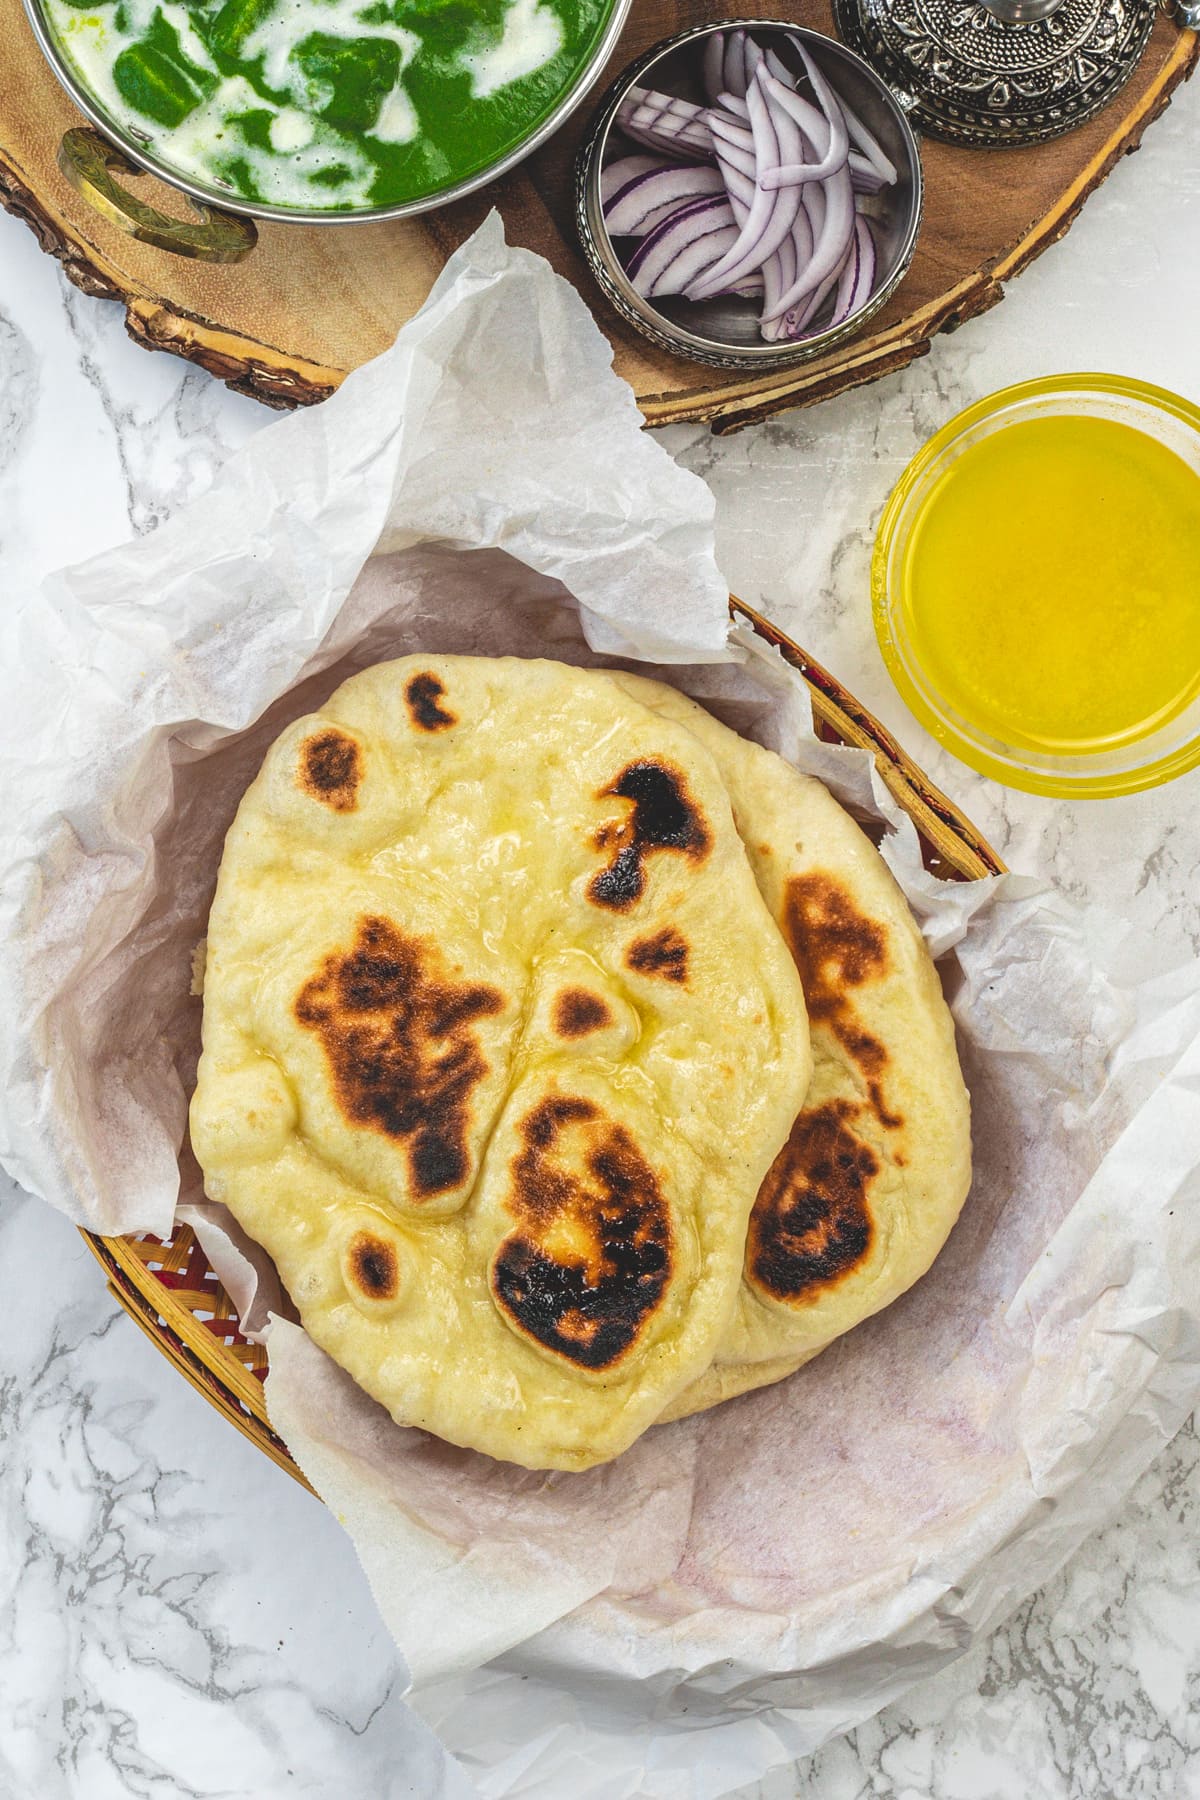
[871,373,1200,800]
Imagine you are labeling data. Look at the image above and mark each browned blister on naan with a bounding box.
[491,1094,673,1371]
[748,1099,878,1304]
[297,727,363,812]
[190,655,813,1470]
[293,915,504,1203]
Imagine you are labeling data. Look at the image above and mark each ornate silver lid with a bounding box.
[832,0,1158,147]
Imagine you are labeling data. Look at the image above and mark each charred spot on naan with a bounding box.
[747,1100,876,1303]
[783,872,903,1131]
[626,926,689,985]
[491,1095,672,1370]
[552,988,613,1037]
[298,728,362,812]
[294,915,503,1199]
[404,672,457,732]
[784,872,888,1009]
[587,760,712,911]
[345,1229,402,1302]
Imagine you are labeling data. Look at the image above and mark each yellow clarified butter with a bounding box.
[900,414,1200,754]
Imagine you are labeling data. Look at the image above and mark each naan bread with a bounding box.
[608,676,972,1421]
[190,656,812,1470]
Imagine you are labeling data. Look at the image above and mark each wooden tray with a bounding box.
[77,599,1005,1490]
[1,0,1195,429]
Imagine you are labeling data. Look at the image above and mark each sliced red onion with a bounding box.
[641,223,740,299]
[703,33,727,105]
[712,143,753,224]
[621,113,711,160]
[686,66,806,301]
[626,195,738,298]
[763,86,825,150]
[605,163,726,237]
[797,46,852,155]
[783,264,842,338]
[733,29,761,98]
[703,267,766,300]
[618,88,715,160]
[625,100,711,141]
[757,69,849,187]
[601,155,659,207]
[625,87,707,127]
[784,213,877,339]
[762,159,854,322]
[759,232,795,343]
[850,153,889,195]
[741,33,770,91]
[839,95,899,186]
[845,215,876,314]
[828,224,861,328]
[757,67,809,191]
[710,124,755,182]
[761,209,814,341]
[802,177,826,242]
[707,109,753,161]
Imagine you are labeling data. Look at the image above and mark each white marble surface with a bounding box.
[2,73,1200,1799]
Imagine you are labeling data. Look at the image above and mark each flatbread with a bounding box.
[608,676,972,1421]
[190,656,813,1469]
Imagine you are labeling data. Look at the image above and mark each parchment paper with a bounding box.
[2,216,1198,1800]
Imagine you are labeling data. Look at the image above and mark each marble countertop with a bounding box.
[2,76,1199,1800]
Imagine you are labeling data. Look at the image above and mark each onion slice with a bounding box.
[703,33,727,104]
[605,163,726,237]
[626,195,738,298]
[762,157,854,323]
[618,88,715,160]
[601,155,659,206]
[757,70,849,187]
[830,224,861,327]
[839,97,899,186]
[783,265,842,338]
[686,65,805,301]
[708,120,756,183]
[842,215,876,317]
[712,142,754,223]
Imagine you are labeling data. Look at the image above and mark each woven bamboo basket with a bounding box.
[79,598,1005,1492]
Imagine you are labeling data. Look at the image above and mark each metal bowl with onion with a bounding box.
[575,21,923,371]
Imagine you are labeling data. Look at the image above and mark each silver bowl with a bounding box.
[22,0,634,256]
[575,21,924,371]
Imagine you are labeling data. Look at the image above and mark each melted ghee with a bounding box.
[900,414,1200,754]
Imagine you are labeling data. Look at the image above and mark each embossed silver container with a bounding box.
[832,0,1159,147]
[575,22,924,373]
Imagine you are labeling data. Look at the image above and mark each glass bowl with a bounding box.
[872,373,1200,799]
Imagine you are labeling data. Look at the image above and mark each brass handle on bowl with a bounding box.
[57,127,258,263]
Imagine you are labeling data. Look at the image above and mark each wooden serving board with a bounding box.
[1,0,1195,428]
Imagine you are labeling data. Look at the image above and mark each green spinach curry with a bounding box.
[46,0,614,211]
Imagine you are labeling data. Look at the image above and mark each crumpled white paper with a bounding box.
[2,216,1199,1800]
